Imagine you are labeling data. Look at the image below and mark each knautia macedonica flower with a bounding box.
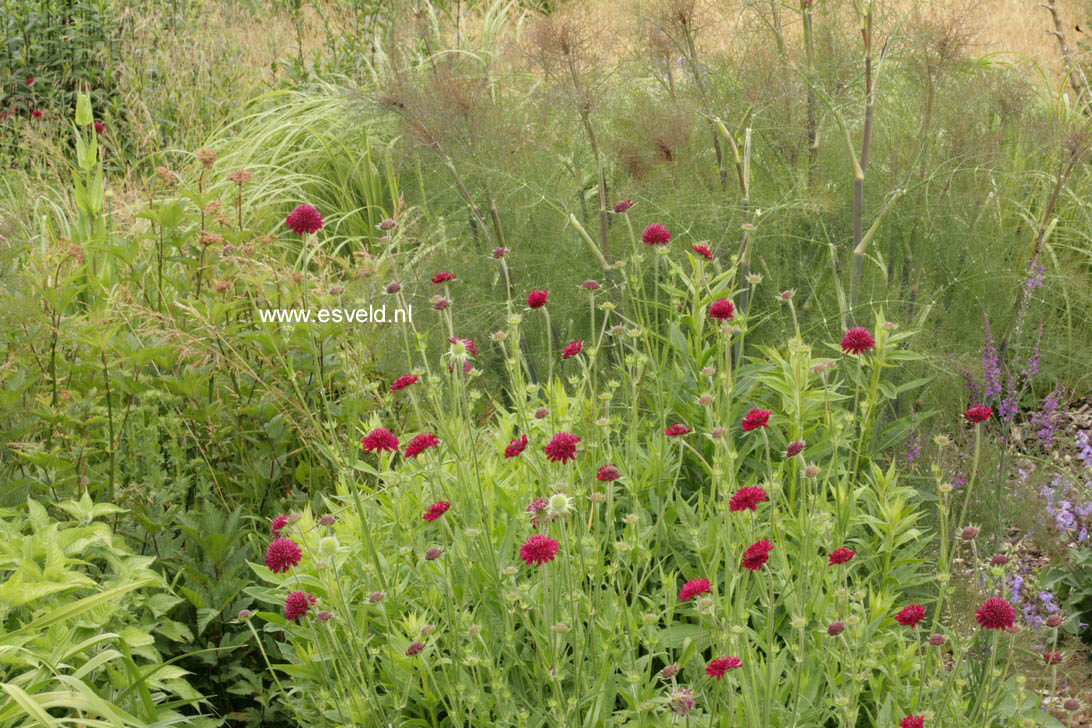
[975,597,1016,630]
[270,513,294,535]
[678,578,711,601]
[709,299,735,320]
[785,440,805,458]
[928,633,946,646]
[827,621,846,636]
[597,464,621,481]
[900,716,924,728]
[526,497,549,527]
[390,374,418,392]
[664,424,691,436]
[668,688,696,717]
[425,547,443,561]
[963,405,992,423]
[741,540,774,571]
[544,432,580,463]
[691,244,713,260]
[840,327,875,355]
[265,537,302,573]
[1043,651,1062,665]
[642,223,671,245]
[546,493,573,518]
[895,605,926,628]
[527,290,548,309]
[741,408,771,432]
[613,199,634,213]
[705,656,741,680]
[505,434,528,458]
[492,246,508,259]
[406,641,425,655]
[562,339,583,359]
[520,534,560,566]
[828,548,856,566]
[285,204,323,235]
[660,664,678,679]
[284,591,316,621]
[422,501,450,523]
[361,427,399,453]
[405,433,439,458]
[729,486,768,512]
[431,271,456,283]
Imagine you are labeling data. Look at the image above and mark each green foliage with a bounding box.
[0,494,211,726]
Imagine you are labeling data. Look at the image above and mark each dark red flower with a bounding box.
[505,434,528,458]
[25,77,35,86]
[741,540,773,571]
[406,641,425,655]
[265,537,302,573]
[405,433,439,458]
[1044,651,1063,665]
[527,290,548,309]
[964,405,992,424]
[990,553,1011,566]
[520,534,560,566]
[678,578,711,601]
[93,120,104,134]
[900,716,924,728]
[361,427,399,453]
[562,340,583,359]
[526,497,549,527]
[431,271,456,284]
[664,424,691,436]
[828,548,856,565]
[895,604,926,628]
[271,514,292,535]
[840,327,875,355]
[741,409,771,432]
[545,432,581,463]
[31,109,42,118]
[709,299,735,320]
[422,500,450,523]
[596,464,621,481]
[613,199,634,213]
[827,621,846,636]
[284,591,317,621]
[448,337,477,355]
[785,440,805,458]
[975,597,1016,630]
[390,374,418,392]
[285,204,323,235]
[705,656,741,680]
[642,223,671,245]
[691,244,713,260]
[729,486,768,512]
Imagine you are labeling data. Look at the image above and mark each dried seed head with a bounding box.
[195,148,217,168]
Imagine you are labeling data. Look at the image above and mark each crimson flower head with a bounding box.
[284,591,317,621]
[964,405,992,423]
[562,340,583,359]
[362,427,399,453]
[729,486,768,512]
[545,432,581,463]
[505,434,528,458]
[265,537,302,573]
[390,374,418,392]
[785,440,805,458]
[520,534,560,566]
[31,109,42,118]
[705,656,741,680]
[840,327,875,355]
[285,204,323,235]
[597,464,621,481]
[900,716,925,728]
[741,540,774,571]
[642,223,671,245]
[1044,651,1062,665]
[975,597,1016,630]
[271,514,292,535]
[422,501,450,523]
[664,424,691,436]
[26,77,35,85]
[895,604,926,628]
[828,548,856,565]
[93,120,104,134]
[691,244,713,260]
[448,336,477,356]
[709,299,735,320]
[613,199,634,213]
[431,271,456,284]
[405,433,439,458]
[741,409,771,432]
[678,578,711,601]
[527,290,548,308]
[406,641,425,655]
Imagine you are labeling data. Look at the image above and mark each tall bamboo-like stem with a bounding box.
[566,53,609,258]
[801,0,818,183]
